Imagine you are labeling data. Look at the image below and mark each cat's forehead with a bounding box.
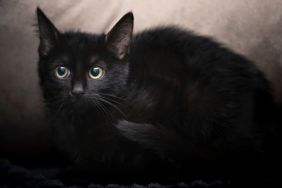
[55,54,101,66]
[63,32,105,52]
[56,32,106,62]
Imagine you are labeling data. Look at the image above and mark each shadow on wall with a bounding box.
[0,0,50,159]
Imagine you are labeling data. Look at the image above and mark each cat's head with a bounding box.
[36,8,133,110]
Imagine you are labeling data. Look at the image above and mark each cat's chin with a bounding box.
[64,96,88,108]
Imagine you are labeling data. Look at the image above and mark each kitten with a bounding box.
[36,8,279,183]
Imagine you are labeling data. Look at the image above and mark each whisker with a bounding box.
[97,101,115,121]
[100,96,123,106]
[87,96,115,121]
[97,96,127,118]
[99,93,125,101]
[50,98,66,121]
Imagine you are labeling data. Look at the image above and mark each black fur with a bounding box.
[36,8,280,183]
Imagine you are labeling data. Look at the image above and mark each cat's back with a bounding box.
[128,26,261,92]
[126,26,269,125]
[129,26,255,78]
[130,26,229,60]
[130,27,198,65]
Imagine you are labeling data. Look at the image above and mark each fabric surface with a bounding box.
[0,159,228,188]
[1,159,282,187]
[0,0,282,163]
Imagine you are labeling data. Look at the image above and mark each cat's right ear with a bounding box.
[36,7,60,56]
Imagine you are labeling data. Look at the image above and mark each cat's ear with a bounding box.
[36,7,60,56]
[105,12,134,60]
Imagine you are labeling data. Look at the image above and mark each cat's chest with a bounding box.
[52,112,118,144]
[51,112,139,164]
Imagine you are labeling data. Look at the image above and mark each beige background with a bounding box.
[0,0,282,157]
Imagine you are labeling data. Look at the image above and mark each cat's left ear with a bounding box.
[36,7,60,56]
[105,12,134,60]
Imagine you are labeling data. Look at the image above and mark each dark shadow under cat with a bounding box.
[36,8,282,184]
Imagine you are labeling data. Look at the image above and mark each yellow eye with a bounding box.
[89,66,104,79]
[55,66,70,79]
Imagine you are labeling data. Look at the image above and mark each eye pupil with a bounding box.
[57,67,66,76]
[91,67,100,77]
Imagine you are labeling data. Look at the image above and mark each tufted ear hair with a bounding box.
[36,7,60,56]
[105,12,134,60]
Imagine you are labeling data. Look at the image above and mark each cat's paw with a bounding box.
[114,120,161,145]
[114,120,147,140]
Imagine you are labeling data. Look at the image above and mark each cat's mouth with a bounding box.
[69,90,84,99]
[69,95,88,104]
[68,93,100,108]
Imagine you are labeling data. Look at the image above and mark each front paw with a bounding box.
[114,120,148,140]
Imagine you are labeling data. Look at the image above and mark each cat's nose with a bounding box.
[71,83,85,97]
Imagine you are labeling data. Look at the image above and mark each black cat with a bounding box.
[36,8,279,183]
